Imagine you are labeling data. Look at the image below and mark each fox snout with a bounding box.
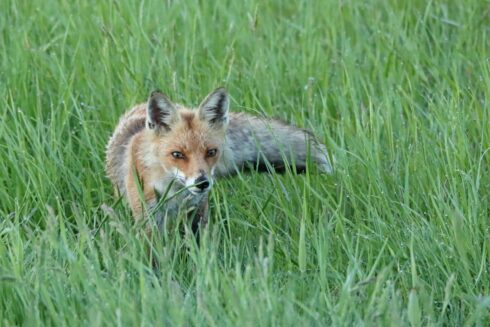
[185,173,213,195]
[194,175,210,191]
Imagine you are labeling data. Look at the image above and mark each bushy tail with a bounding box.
[218,113,333,175]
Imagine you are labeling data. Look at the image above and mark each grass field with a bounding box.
[1,0,489,325]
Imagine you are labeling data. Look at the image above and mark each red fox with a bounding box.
[105,88,333,232]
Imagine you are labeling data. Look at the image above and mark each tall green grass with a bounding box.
[1,0,489,325]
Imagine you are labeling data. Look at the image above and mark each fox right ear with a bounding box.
[198,87,229,127]
[146,90,177,131]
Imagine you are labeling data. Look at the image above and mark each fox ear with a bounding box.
[198,87,229,127]
[147,90,177,131]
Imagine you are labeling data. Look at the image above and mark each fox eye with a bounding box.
[171,151,185,159]
[206,148,218,157]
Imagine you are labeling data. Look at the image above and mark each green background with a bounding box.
[0,0,489,325]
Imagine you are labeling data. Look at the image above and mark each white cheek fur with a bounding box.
[185,178,196,188]
[171,168,186,183]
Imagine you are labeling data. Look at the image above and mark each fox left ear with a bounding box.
[147,90,177,132]
[198,87,229,127]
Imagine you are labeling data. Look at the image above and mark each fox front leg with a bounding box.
[191,196,209,236]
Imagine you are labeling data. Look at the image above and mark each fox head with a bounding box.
[145,88,229,195]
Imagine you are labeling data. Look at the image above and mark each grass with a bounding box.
[0,0,489,325]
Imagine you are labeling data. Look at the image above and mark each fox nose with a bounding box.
[195,176,210,191]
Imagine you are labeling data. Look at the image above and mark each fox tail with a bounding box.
[219,113,334,175]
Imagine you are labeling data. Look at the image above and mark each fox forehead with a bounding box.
[158,109,226,151]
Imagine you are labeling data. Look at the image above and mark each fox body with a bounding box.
[106,88,332,231]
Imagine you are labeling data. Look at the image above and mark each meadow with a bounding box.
[0,0,489,325]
